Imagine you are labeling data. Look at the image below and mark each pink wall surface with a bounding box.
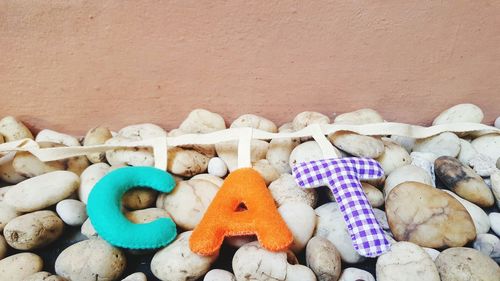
[1,1,499,135]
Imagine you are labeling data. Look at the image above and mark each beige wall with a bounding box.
[1,1,499,135]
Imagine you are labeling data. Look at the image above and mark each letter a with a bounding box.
[189,168,292,255]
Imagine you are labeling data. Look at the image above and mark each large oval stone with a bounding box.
[386,181,476,248]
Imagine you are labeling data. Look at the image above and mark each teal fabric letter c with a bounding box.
[87,166,177,249]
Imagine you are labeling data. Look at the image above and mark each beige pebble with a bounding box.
[204,269,236,281]
[432,103,484,125]
[266,134,300,174]
[278,202,316,253]
[376,138,411,175]
[383,165,433,198]
[4,210,64,250]
[386,181,476,248]
[306,236,341,281]
[435,247,500,281]
[413,132,460,157]
[55,239,126,281]
[471,134,500,165]
[35,129,81,147]
[334,108,384,125]
[230,114,277,132]
[0,235,7,259]
[376,241,440,281]
[84,126,113,163]
[292,111,330,131]
[269,173,318,208]
[0,116,34,141]
[23,271,67,281]
[329,132,384,158]
[179,109,226,133]
[443,190,490,234]
[160,178,218,230]
[167,147,209,177]
[151,231,217,281]
[252,159,280,185]
[78,163,110,204]
[122,188,158,210]
[0,201,21,231]
[0,252,43,281]
[362,182,384,208]
[125,207,171,223]
[5,171,80,212]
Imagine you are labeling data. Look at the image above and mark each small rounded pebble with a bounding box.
[0,252,43,281]
[306,236,341,281]
[489,212,500,236]
[204,269,236,281]
[56,199,88,226]
[207,157,228,177]
[435,247,500,281]
[121,272,147,281]
[278,202,316,253]
[473,233,500,263]
[413,132,460,158]
[0,235,7,259]
[339,267,375,281]
[495,116,500,128]
[55,239,126,281]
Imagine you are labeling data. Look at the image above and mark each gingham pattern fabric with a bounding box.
[292,157,391,257]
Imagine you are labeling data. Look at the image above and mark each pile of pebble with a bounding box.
[0,103,499,281]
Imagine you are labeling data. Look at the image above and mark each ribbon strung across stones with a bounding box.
[292,157,391,257]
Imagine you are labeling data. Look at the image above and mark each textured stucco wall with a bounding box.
[1,1,499,135]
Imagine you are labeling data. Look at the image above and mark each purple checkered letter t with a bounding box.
[292,157,391,257]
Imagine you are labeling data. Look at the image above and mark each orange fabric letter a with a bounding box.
[189,168,293,256]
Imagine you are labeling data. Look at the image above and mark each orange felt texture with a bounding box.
[189,168,293,256]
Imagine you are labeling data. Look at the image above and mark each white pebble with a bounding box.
[494,116,500,128]
[56,199,88,226]
[208,157,227,178]
[489,213,500,236]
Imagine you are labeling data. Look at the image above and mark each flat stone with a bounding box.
[435,247,500,281]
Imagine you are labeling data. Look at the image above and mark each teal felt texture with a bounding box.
[87,166,177,249]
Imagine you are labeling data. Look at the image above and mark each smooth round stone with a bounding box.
[306,236,341,281]
[0,253,43,281]
[56,199,88,226]
[329,132,385,158]
[339,268,374,281]
[443,190,490,234]
[471,134,500,164]
[161,178,219,230]
[468,153,497,177]
[269,174,317,208]
[252,159,280,185]
[361,183,384,208]
[292,111,330,131]
[230,114,277,133]
[490,212,500,236]
[383,165,433,198]
[278,202,316,253]
[81,218,98,239]
[473,233,500,263]
[376,138,411,175]
[334,108,384,125]
[413,132,460,157]
[122,188,158,210]
[495,116,500,128]
[5,170,80,212]
[266,136,299,174]
[215,140,268,172]
[151,231,217,281]
[435,156,494,207]
[435,247,500,281]
[204,269,236,281]
[55,239,126,281]
[0,235,7,259]
[4,210,64,250]
[376,241,440,281]
[167,147,209,177]
[432,103,484,125]
[125,208,171,224]
[78,163,110,204]
[232,241,315,281]
[289,141,341,170]
[121,272,147,281]
[386,181,476,248]
[457,138,477,165]
[179,109,226,133]
[207,157,228,178]
[314,202,364,263]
